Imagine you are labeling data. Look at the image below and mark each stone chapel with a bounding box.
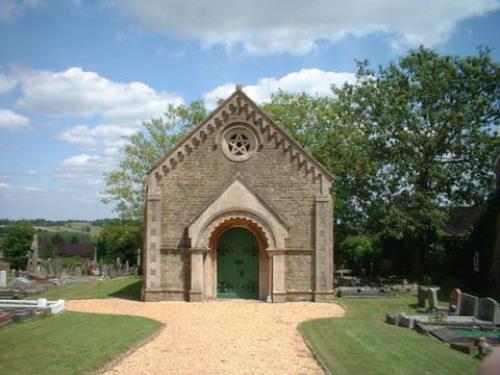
[142,87,334,302]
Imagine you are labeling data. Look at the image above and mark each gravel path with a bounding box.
[67,299,344,375]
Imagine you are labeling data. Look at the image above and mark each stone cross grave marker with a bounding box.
[449,288,462,315]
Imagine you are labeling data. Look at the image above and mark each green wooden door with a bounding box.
[217,228,259,299]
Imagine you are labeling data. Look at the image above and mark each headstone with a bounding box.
[477,298,500,324]
[9,277,32,290]
[417,285,427,307]
[0,270,6,288]
[427,288,439,310]
[460,293,479,317]
[449,288,462,315]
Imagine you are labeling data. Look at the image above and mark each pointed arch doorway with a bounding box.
[217,227,259,299]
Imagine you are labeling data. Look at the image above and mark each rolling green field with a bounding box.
[0,312,161,375]
[299,295,480,375]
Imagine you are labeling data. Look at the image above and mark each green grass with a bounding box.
[0,312,161,375]
[39,276,142,301]
[299,294,480,375]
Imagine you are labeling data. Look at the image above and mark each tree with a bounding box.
[103,101,207,220]
[333,46,499,274]
[2,221,35,269]
[95,221,142,264]
[69,235,79,244]
[263,92,379,240]
[51,232,63,245]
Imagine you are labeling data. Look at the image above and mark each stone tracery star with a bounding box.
[228,133,251,155]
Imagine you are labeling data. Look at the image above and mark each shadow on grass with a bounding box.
[109,279,143,301]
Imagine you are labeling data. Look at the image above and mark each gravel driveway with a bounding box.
[67,299,344,375]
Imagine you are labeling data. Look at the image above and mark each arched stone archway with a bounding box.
[203,216,272,300]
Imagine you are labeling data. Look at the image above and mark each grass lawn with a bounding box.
[39,276,142,301]
[0,311,161,375]
[299,294,480,375]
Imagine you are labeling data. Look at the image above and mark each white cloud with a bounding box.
[24,186,43,192]
[61,154,100,167]
[16,67,183,121]
[56,123,139,153]
[0,182,10,189]
[0,0,44,24]
[54,153,115,187]
[203,68,356,109]
[0,73,18,94]
[116,0,500,55]
[0,108,30,131]
[7,66,183,152]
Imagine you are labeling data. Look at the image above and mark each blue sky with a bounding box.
[0,0,499,220]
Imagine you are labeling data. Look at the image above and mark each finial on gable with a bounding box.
[235,83,243,91]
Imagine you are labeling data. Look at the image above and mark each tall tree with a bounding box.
[2,221,35,269]
[334,46,499,273]
[95,221,142,264]
[263,92,378,239]
[102,101,207,220]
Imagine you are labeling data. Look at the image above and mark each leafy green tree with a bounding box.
[95,221,142,264]
[334,46,499,274]
[2,221,35,269]
[51,232,64,245]
[103,101,207,220]
[70,235,79,244]
[263,92,379,239]
[339,235,381,273]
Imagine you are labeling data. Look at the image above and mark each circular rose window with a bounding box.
[222,127,256,161]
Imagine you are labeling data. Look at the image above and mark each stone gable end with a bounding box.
[143,87,334,303]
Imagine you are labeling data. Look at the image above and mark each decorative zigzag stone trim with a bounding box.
[149,89,334,186]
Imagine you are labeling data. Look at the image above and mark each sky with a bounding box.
[0,0,499,220]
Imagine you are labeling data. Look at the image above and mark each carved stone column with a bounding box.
[189,249,206,302]
[314,194,334,302]
[267,249,286,302]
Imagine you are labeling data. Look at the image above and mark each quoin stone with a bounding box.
[142,87,334,303]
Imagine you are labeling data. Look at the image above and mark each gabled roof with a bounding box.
[148,87,334,182]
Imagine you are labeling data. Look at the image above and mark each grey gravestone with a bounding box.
[477,298,500,324]
[9,277,32,290]
[0,270,6,288]
[427,288,439,310]
[460,293,479,317]
[417,285,427,307]
[449,288,462,315]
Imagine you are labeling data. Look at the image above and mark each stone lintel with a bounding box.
[147,194,161,201]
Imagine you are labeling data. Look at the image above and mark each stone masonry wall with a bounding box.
[160,124,323,295]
